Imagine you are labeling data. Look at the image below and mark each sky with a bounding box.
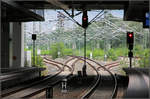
[25,10,124,34]
[111,10,123,18]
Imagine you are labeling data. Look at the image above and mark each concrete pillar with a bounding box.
[0,2,2,73]
[12,22,24,68]
[9,23,13,67]
[1,22,10,68]
[21,23,25,67]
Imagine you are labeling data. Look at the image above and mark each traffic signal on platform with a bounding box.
[82,11,88,29]
[127,32,134,50]
[32,34,37,40]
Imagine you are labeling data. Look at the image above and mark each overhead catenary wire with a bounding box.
[62,9,82,27]
[89,10,104,24]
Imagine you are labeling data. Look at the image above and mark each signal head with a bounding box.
[129,33,133,38]
[127,32,134,50]
[82,11,88,29]
[32,34,37,40]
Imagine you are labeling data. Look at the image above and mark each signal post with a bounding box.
[82,10,88,76]
[127,32,134,68]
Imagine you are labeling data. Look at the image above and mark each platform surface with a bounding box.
[0,67,46,90]
[123,67,149,98]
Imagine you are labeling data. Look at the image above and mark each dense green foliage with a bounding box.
[138,49,150,67]
[41,50,51,55]
[107,49,118,61]
[31,56,44,67]
[92,49,105,59]
[28,43,149,68]
[36,42,149,66]
[40,46,127,61]
[64,48,73,55]
[50,42,65,59]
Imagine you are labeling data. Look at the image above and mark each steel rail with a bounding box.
[2,57,70,98]
[97,61,120,70]
[69,56,101,99]
[21,56,80,98]
[43,57,72,72]
[69,55,118,98]
[43,59,62,71]
[70,58,80,74]
[1,70,62,97]
[63,57,76,71]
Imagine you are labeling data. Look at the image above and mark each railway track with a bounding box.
[43,57,100,99]
[73,56,101,99]
[43,57,72,72]
[1,69,61,98]
[2,70,62,98]
[44,55,118,98]
[49,55,100,99]
[2,56,118,99]
[43,56,80,74]
[69,55,118,99]
[2,57,78,99]
[97,60,120,71]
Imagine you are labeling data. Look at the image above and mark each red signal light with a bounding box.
[129,33,133,38]
[83,17,87,21]
[127,32,134,50]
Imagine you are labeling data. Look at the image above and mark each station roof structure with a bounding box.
[13,0,149,22]
[2,0,149,22]
[13,0,148,10]
[2,0,45,22]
